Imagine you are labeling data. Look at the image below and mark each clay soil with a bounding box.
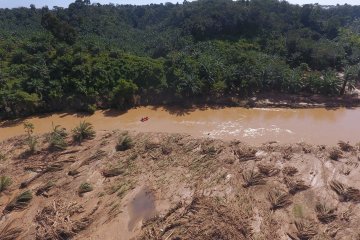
[0,131,360,240]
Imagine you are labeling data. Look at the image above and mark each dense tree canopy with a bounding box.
[1,0,360,117]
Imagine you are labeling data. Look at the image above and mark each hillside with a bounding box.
[0,129,360,239]
[1,0,360,118]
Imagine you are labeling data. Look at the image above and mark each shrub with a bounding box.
[242,169,266,188]
[329,147,342,160]
[48,124,68,151]
[103,167,124,177]
[79,183,93,195]
[294,220,317,240]
[268,189,292,210]
[285,177,310,195]
[338,141,353,152]
[0,176,12,192]
[116,135,133,151]
[24,121,37,153]
[5,190,33,212]
[329,180,360,202]
[315,202,337,223]
[282,166,298,176]
[72,121,96,143]
[0,152,6,161]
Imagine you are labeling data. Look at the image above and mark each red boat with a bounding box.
[140,117,149,122]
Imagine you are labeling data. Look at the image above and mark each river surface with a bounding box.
[1,106,359,145]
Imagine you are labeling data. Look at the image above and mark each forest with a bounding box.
[1,0,360,117]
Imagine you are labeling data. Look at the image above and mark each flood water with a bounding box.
[1,106,360,145]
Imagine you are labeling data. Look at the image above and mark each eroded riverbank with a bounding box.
[0,131,359,239]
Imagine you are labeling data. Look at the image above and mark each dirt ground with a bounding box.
[0,130,360,240]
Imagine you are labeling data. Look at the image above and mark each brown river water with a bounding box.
[1,106,360,145]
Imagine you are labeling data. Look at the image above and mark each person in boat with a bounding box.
[141,117,149,122]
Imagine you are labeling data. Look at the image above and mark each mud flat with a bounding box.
[0,130,360,239]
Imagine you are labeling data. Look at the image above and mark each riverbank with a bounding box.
[0,131,359,239]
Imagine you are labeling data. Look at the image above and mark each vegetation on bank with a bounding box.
[1,0,360,118]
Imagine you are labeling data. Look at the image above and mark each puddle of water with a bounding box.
[127,187,156,231]
[1,106,360,144]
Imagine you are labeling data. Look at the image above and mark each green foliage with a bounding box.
[48,124,68,151]
[0,176,12,192]
[72,121,96,143]
[116,135,133,151]
[1,1,360,118]
[79,182,93,195]
[23,122,37,153]
[5,190,33,212]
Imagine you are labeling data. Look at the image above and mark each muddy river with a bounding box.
[1,106,359,145]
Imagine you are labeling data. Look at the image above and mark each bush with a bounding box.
[329,147,342,160]
[79,183,93,195]
[23,122,37,153]
[5,190,33,212]
[116,135,133,151]
[0,176,12,192]
[72,121,96,143]
[48,124,68,151]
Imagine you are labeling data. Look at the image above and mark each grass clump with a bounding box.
[103,167,124,177]
[338,141,353,152]
[268,189,292,210]
[315,202,337,224]
[78,183,93,195]
[242,169,266,188]
[329,180,360,202]
[329,147,342,161]
[47,124,68,151]
[72,121,96,143]
[282,166,298,176]
[285,177,310,195]
[116,135,133,151]
[0,176,12,192]
[294,220,317,240]
[5,190,33,212]
[36,181,55,196]
[257,163,280,177]
[0,221,22,240]
[0,152,6,161]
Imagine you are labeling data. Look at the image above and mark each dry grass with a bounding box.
[234,146,257,161]
[315,202,337,224]
[36,181,55,196]
[0,220,22,240]
[139,196,252,240]
[102,167,124,177]
[330,180,360,202]
[285,177,310,195]
[35,200,93,239]
[242,169,266,188]
[294,220,318,240]
[5,190,33,213]
[257,163,280,177]
[268,189,292,210]
[283,166,298,176]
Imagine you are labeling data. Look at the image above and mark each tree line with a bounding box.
[1,0,360,118]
